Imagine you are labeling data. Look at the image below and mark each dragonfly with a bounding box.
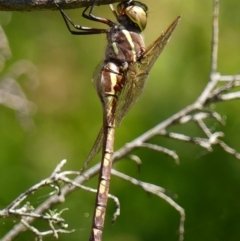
[55,1,181,241]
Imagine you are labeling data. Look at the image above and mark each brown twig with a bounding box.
[0,0,121,11]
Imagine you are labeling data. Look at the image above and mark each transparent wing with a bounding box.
[81,126,104,172]
[81,61,104,172]
[115,16,181,125]
[92,60,104,90]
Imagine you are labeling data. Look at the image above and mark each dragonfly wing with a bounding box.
[81,126,104,172]
[92,61,104,91]
[115,66,148,125]
[115,16,181,125]
[139,16,181,72]
[81,62,105,172]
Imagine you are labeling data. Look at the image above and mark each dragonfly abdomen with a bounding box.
[90,125,115,241]
[96,62,124,102]
[91,62,121,241]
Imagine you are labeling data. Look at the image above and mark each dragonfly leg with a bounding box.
[55,2,109,35]
[82,0,115,27]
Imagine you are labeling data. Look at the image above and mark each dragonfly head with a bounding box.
[116,1,148,32]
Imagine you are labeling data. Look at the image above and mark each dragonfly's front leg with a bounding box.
[55,1,109,35]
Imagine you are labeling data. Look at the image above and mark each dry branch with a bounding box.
[0,0,121,11]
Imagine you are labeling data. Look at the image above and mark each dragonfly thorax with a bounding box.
[105,26,145,65]
[103,1,147,66]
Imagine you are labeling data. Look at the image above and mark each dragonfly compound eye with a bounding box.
[125,5,147,32]
[117,1,148,32]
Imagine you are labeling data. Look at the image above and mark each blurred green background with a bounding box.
[1,0,240,240]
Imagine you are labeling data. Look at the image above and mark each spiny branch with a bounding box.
[0,160,120,240]
[111,168,185,241]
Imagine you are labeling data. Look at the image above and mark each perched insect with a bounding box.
[55,1,180,240]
